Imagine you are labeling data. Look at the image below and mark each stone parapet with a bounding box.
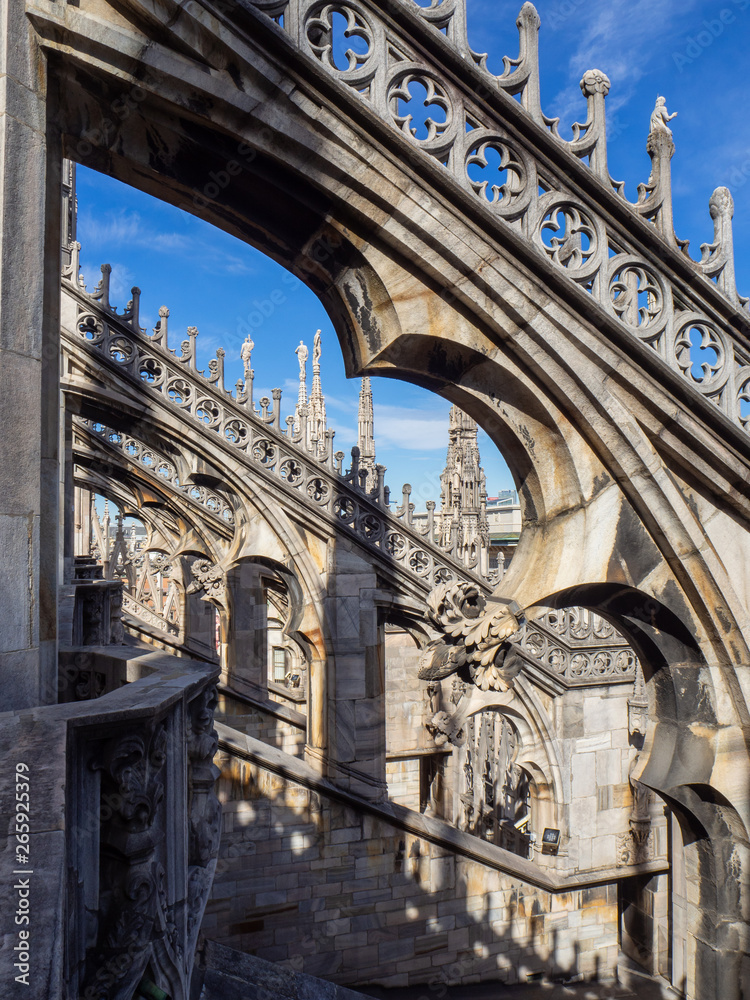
[0,646,219,1000]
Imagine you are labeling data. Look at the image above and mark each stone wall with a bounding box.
[216,691,306,757]
[385,629,434,810]
[203,745,621,989]
[385,757,421,811]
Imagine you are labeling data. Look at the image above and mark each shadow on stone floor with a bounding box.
[359,956,682,999]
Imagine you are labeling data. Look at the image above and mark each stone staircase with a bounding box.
[193,942,680,1000]
[194,939,370,1000]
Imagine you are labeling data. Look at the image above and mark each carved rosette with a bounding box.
[418,582,523,691]
[187,559,226,602]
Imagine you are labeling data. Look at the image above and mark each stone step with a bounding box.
[195,939,371,1000]
[359,957,681,999]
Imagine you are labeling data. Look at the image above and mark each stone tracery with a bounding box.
[3,0,750,995]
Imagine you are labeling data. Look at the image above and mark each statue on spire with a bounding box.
[650,96,677,137]
[313,329,322,368]
[308,330,327,455]
[295,339,308,378]
[240,334,255,382]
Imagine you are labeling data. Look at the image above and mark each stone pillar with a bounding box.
[225,560,268,697]
[73,488,91,559]
[0,0,59,707]
[325,543,386,800]
[183,583,220,660]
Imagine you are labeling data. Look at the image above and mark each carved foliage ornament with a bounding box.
[187,559,226,601]
[186,686,222,947]
[83,723,173,999]
[418,582,523,691]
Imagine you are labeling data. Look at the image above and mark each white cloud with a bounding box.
[374,403,449,452]
[77,208,255,279]
[545,0,701,133]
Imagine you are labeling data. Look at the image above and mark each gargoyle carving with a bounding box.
[426,710,465,747]
[418,583,524,691]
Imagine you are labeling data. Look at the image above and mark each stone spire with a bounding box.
[294,339,309,435]
[61,158,83,284]
[61,159,77,253]
[440,406,489,571]
[308,330,327,455]
[357,376,377,491]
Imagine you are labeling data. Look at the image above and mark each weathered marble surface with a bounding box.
[0,646,219,1000]
[3,0,750,995]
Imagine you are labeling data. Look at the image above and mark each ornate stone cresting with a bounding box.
[418,582,523,692]
[239,0,750,430]
[512,606,639,685]
[63,279,489,590]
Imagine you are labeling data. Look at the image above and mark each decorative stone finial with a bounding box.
[709,186,734,221]
[517,2,540,30]
[650,95,677,136]
[580,69,610,98]
[312,329,322,368]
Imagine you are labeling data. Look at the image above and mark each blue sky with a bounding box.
[75,0,750,506]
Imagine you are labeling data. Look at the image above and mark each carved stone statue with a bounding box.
[240,334,254,380]
[312,329,322,367]
[295,339,308,378]
[650,96,677,136]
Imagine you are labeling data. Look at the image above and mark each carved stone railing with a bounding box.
[0,647,220,1000]
[61,279,486,593]
[238,0,750,433]
[419,584,637,693]
[511,606,637,685]
[123,590,182,639]
[76,417,237,533]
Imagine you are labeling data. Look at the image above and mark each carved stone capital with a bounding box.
[426,710,465,747]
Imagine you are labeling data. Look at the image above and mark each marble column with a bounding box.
[0,0,59,707]
[325,541,387,800]
[225,560,268,696]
